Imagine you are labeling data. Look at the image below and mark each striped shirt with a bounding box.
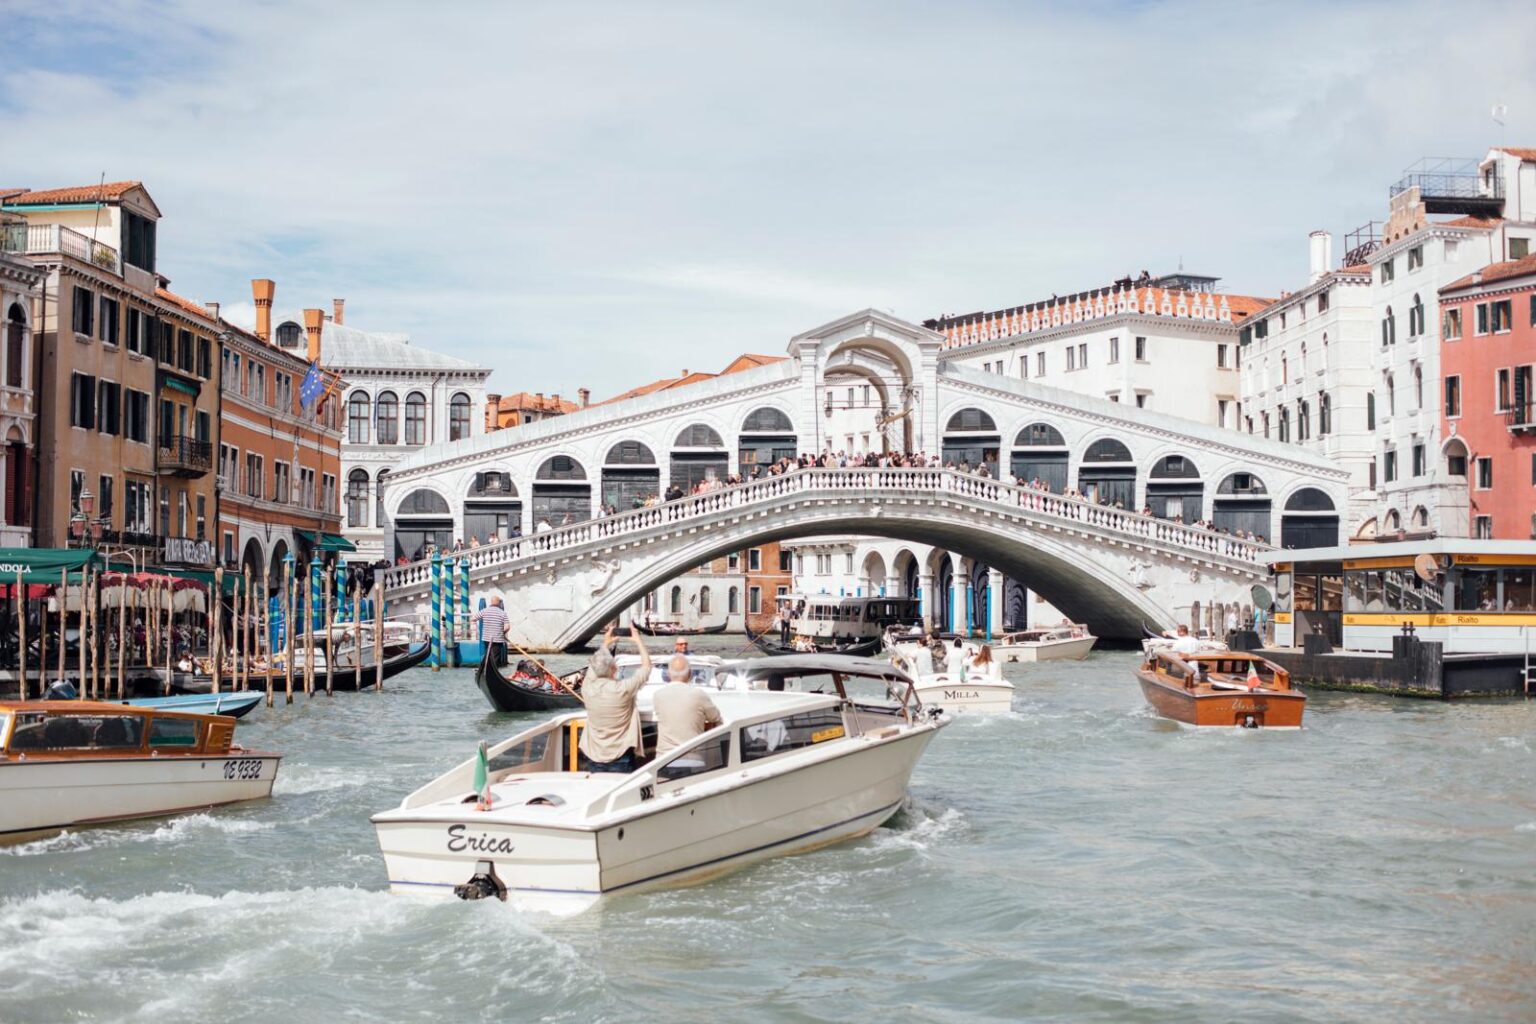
[472,604,509,642]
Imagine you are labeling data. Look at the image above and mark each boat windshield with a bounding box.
[7,711,146,751]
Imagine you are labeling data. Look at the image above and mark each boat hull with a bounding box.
[912,677,1014,714]
[633,621,728,637]
[1136,672,1305,728]
[994,636,1097,662]
[473,654,582,713]
[119,691,264,719]
[0,753,280,842]
[374,726,940,910]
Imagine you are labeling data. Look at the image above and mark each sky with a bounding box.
[3,0,1534,398]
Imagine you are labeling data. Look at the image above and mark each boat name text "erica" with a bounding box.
[445,824,516,854]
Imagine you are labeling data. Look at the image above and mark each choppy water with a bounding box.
[3,639,1534,1023]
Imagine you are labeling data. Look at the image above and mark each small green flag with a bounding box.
[473,741,491,809]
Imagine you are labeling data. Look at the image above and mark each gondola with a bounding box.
[474,651,585,712]
[742,621,884,658]
[632,620,729,637]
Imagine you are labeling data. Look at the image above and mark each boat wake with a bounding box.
[271,764,370,796]
[877,798,966,852]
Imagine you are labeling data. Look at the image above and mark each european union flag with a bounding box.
[299,363,325,411]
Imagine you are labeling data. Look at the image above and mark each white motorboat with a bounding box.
[991,625,1097,662]
[372,655,948,911]
[0,700,281,843]
[910,672,1015,715]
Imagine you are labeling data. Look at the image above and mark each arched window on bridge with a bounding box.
[1213,473,1271,542]
[602,441,659,511]
[728,587,739,615]
[1077,439,1135,509]
[669,585,682,616]
[1146,454,1203,522]
[699,586,712,615]
[393,488,452,562]
[671,424,727,493]
[1010,423,1067,493]
[465,469,520,544]
[346,468,370,528]
[533,456,590,528]
[738,407,796,472]
[1281,488,1339,550]
[942,408,999,471]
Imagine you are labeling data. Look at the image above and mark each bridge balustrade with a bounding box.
[384,467,1272,592]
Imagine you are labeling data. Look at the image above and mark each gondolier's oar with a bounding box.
[502,636,584,704]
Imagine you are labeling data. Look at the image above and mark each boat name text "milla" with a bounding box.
[942,690,980,700]
[445,824,516,854]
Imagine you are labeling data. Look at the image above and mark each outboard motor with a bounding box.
[44,680,79,701]
[452,860,508,901]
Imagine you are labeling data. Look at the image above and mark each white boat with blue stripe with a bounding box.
[371,655,948,912]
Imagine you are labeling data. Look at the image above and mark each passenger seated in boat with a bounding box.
[176,651,195,673]
[579,624,651,773]
[966,644,1002,682]
[653,654,723,760]
[930,639,948,675]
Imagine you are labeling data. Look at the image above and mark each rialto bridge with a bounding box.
[377,310,1348,649]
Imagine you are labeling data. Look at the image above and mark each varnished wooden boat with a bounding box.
[1136,651,1306,729]
[474,652,584,712]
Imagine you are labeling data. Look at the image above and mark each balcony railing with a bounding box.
[1507,401,1536,434]
[1390,157,1504,215]
[0,222,121,274]
[159,435,212,476]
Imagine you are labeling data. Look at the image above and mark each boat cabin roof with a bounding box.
[718,653,910,683]
[0,700,237,756]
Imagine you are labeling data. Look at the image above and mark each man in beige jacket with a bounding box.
[652,654,724,759]
[579,624,650,773]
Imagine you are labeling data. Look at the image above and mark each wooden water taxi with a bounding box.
[1135,651,1306,729]
[0,700,281,842]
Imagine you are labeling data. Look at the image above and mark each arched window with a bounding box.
[1414,365,1423,409]
[346,468,370,527]
[1010,423,1067,491]
[605,441,656,465]
[1078,439,1135,507]
[1411,506,1429,528]
[6,302,25,389]
[347,391,371,444]
[1382,306,1396,346]
[397,488,450,515]
[275,321,303,348]
[945,408,997,432]
[1367,392,1376,430]
[699,586,712,614]
[1384,509,1402,532]
[1386,373,1396,416]
[1278,407,1291,442]
[1319,393,1331,436]
[741,407,793,432]
[1410,294,1425,336]
[1282,354,1289,383]
[739,408,797,467]
[1014,423,1065,447]
[449,392,472,441]
[1284,488,1335,512]
[728,587,739,614]
[1146,454,1203,521]
[1213,473,1271,541]
[375,390,399,444]
[669,586,682,615]
[536,456,587,481]
[1081,438,1132,463]
[674,424,724,448]
[1297,399,1309,441]
[392,487,452,562]
[404,392,427,445]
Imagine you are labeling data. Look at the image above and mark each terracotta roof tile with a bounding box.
[1441,254,1536,293]
[495,392,580,414]
[595,353,784,407]
[1494,147,1536,161]
[2,181,144,206]
[154,287,212,321]
[1438,215,1500,230]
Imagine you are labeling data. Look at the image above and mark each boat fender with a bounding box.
[452,860,508,902]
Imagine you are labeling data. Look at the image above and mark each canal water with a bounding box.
[2,640,1533,1023]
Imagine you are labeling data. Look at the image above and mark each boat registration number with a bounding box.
[223,758,264,780]
[811,725,845,743]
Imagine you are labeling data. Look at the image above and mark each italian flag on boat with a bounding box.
[1247,664,1263,690]
[474,741,493,810]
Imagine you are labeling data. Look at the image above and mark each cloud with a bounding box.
[2,0,1535,397]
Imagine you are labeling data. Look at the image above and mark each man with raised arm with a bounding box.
[579,623,651,773]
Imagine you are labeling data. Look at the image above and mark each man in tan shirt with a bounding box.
[652,654,723,759]
[579,624,650,773]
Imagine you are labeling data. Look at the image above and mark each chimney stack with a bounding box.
[206,301,220,321]
[302,308,324,362]
[251,279,275,342]
[1308,231,1333,284]
[552,393,561,410]
[578,387,590,409]
[333,298,345,325]
[484,395,501,431]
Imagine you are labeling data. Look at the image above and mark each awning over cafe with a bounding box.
[296,530,357,553]
[0,548,102,585]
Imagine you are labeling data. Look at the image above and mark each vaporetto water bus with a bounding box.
[1261,540,1536,697]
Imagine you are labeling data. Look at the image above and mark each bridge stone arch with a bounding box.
[544,502,1179,650]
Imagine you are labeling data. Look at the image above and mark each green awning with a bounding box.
[163,377,199,396]
[296,531,357,553]
[0,548,101,584]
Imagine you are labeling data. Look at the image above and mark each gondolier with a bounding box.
[471,596,510,667]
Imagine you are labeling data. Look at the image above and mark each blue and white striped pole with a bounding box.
[429,552,442,672]
[309,560,321,632]
[443,559,457,668]
[458,558,471,641]
[334,557,349,622]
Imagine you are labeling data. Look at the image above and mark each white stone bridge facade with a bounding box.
[379,310,1349,649]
